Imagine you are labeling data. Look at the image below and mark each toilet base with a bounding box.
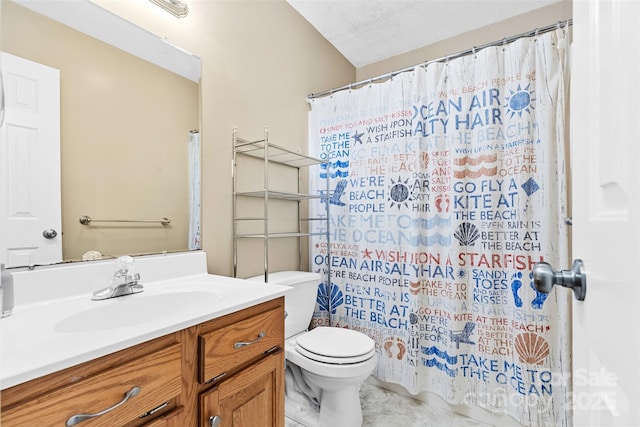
[285,396,320,427]
[284,383,363,427]
[318,384,363,427]
[285,366,320,426]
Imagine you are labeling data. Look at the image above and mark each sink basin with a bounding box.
[54,290,226,333]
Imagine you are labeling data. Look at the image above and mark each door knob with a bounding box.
[532,259,586,301]
[42,229,58,239]
[209,415,222,427]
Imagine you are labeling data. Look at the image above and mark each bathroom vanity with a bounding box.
[0,252,287,426]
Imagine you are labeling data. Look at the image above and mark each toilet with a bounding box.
[249,271,377,427]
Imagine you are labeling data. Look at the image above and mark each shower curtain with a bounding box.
[188,130,201,250]
[308,29,570,426]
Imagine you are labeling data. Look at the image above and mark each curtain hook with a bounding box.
[534,27,539,42]
[472,46,477,58]
[348,83,352,93]
[502,37,507,51]
[369,78,373,87]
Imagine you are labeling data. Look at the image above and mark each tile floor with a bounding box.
[284,381,495,427]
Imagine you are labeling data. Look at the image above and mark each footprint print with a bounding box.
[511,271,523,308]
[435,194,451,213]
[530,272,549,309]
[396,338,406,360]
[383,338,393,358]
[383,338,407,360]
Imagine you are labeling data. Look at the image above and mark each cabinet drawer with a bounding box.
[2,344,182,427]
[199,307,283,383]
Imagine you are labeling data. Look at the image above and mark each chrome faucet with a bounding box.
[91,256,144,300]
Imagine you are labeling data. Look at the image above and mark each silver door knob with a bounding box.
[42,229,58,239]
[209,415,222,427]
[532,259,586,301]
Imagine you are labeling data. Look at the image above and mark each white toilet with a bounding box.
[250,271,377,427]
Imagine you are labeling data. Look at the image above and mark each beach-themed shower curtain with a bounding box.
[308,29,570,426]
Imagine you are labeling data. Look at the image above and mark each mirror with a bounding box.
[1,0,201,266]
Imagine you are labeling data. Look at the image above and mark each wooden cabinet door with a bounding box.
[200,352,284,427]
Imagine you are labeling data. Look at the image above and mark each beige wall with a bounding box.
[2,1,199,262]
[357,1,572,81]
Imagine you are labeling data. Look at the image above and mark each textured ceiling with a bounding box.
[287,0,562,67]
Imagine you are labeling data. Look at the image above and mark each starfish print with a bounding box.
[352,130,364,144]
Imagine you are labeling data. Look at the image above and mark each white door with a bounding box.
[0,52,62,267]
[571,0,640,424]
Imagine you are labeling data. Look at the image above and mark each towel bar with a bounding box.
[79,215,171,226]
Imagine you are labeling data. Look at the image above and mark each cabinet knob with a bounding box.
[209,415,222,427]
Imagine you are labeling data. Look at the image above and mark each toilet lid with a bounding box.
[295,327,375,364]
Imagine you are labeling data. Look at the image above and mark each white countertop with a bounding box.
[0,252,287,390]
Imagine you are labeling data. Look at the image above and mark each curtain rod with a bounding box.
[308,18,572,100]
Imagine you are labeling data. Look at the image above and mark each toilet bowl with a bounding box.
[249,271,377,427]
[286,327,377,426]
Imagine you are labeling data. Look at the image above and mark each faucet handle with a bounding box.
[113,256,134,278]
[125,273,141,284]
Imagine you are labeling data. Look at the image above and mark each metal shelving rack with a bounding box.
[232,127,329,282]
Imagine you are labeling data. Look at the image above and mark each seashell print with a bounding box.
[316,282,343,314]
[514,332,550,365]
[453,222,480,246]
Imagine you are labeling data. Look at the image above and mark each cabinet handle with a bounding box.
[209,415,222,427]
[66,386,141,426]
[233,331,266,349]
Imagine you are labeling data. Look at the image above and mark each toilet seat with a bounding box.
[294,327,375,365]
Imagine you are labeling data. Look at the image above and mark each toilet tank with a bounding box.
[248,271,320,339]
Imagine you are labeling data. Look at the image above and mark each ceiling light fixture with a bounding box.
[148,0,188,18]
